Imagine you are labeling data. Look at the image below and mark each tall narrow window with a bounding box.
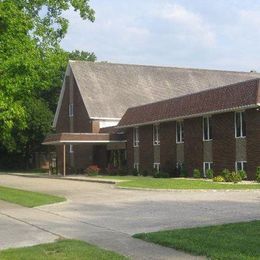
[134,163,139,172]
[153,163,160,172]
[235,161,247,172]
[69,144,74,153]
[203,116,212,141]
[153,124,160,145]
[203,162,213,177]
[176,121,184,143]
[133,127,139,147]
[235,111,246,138]
[69,103,74,117]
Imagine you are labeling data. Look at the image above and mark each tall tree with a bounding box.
[0,0,95,168]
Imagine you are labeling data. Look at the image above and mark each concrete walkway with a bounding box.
[1,174,260,259]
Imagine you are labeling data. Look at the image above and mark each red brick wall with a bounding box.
[73,79,93,133]
[74,145,93,170]
[160,122,176,174]
[184,117,203,176]
[126,129,134,170]
[56,76,70,132]
[93,145,107,169]
[139,125,153,173]
[246,108,260,179]
[212,112,236,174]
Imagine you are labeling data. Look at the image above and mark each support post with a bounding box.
[63,144,66,177]
[48,146,51,176]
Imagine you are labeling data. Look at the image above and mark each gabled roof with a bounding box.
[54,61,260,126]
[117,79,260,128]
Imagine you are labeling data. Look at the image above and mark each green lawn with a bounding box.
[134,221,260,260]
[0,186,65,207]
[93,176,260,190]
[0,239,126,260]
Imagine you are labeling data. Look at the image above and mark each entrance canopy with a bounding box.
[42,132,126,145]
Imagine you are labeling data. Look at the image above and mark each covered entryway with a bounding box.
[43,133,126,176]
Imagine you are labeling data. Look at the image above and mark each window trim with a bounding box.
[134,162,139,172]
[153,124,160,146]
[203,116,212,141]
[203,161,213,177]
[235,111,246,138]
[235,161,247,172]
[176,121,184,144]
[69,144,74,153]
[153,162,160,172]
[133,127,139,147]
[69,103,74,117]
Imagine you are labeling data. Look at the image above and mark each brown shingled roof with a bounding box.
[117,79,260,128]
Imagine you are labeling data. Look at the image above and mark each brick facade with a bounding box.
[139,125,153,173]
[246,108,260,179]
[184,117,203,176]
[212,112,236,174]
[126,110,259,180]
[56,76,70,132]
[126,128,134,170]
[160,122,176,174]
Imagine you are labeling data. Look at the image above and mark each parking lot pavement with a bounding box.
[0,174,259,259]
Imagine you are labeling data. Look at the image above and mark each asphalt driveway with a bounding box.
[0,174,260,259]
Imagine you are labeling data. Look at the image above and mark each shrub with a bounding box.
[85,165,100,176]
[153,171,170,178]
[118,168,128,176]
[193,169,201,178]
[213,176,225,182]
[238,170,247,180]
[221,169,230,180]
[256,166,260,183]
[225,171,242,183]
[206,169,214,179]
[141,170,149,177]
[179,164,188,177]
[107,169,118,176]
[131,168,139,176]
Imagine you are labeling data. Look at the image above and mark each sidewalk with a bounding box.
[0,201,203,260]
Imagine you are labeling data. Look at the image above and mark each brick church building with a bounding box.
[43,61,260,179]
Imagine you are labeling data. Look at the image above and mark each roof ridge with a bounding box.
[69,60,260,75]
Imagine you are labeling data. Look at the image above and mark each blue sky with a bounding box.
[61,0,260,71]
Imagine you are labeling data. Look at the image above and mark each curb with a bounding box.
[0,173,117,185]
[115,185,260,192]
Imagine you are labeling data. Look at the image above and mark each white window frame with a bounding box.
[153,162,160,172]
[235,111,246,138]
[203,116,212,141]
[134,163,139,172]
[133,127,139,147]
[69,103,74,117]
[235,161,247,172]
[69,144,74,153]
[176,121,184,143]
[176,162,183,168]
[203,162,213,177]
[153,124,160,146]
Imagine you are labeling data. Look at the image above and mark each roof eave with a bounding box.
[117,104,259,129]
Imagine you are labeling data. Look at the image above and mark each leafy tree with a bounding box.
[15,0,95,48]
[69,50,97,61]
[0,0,95,168]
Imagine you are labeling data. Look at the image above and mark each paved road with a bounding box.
[0,174,260,259]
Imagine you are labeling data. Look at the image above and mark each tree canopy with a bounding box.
[0,0,96,168]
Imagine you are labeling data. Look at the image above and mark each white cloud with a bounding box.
[239,9,260,27]
[156,4,216,46]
